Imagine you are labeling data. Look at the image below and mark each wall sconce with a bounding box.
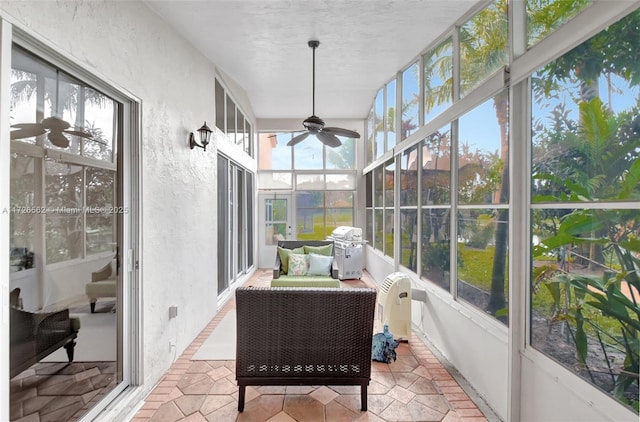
[189,122,212,151]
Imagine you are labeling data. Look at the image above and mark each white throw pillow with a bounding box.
[307,253,333,276]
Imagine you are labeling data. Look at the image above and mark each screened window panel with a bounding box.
[402,62,420,140]
[459,0,508,98]
[386,79,396,150]
[257,172,292,189]
[421,208,451,291]
[458,94,508,206]
[400,145,418,207]
[422,127,452,206]
[326,174,355,190]
[296,174,324,190]
[424,37,453,124]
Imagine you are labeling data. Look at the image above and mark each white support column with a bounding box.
[507,2,528,421]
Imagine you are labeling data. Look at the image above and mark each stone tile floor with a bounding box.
[10,361,117,421]
[132,269,493,422]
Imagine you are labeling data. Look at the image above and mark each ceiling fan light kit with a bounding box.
[287,40,360,148]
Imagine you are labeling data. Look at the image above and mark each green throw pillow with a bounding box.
[277,246,304,274]
[303,243,333,256]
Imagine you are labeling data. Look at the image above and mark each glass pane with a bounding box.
[296,174,324,190]
[245,120,253,155]
[402,62,420,140]
[366,107,375,164]
[532,207,640,408]
[294,136,323,170]
[365,172,372,208]
[366,208,373,243]
[82,87,116,162]
[384,159,395,207]
[296,191,324,240]
[10,155,36,272]
[226,94,236,143]
[296,191,323,208]
[386,79,396,149]
[85,168,115,255]
[384,210,394,258]
[374,166,384,207]
[375,88,385,159]
[257,172,292,189]
[236,109,245,147]
[215,79,225,132]
[421,207,451,291]
[424,37,453,124]
[527,0,592,48]
[458,94,509,205]
[265,198,287,222]
[45,160,83,264]
[265,223,287,245]
[460,0,508,97]
[325,191,353,208]
[10,48,41,144]
[326,174,355,190]
[400,145,418,207]
[532,45,640,203]
[374,209,384,251]
[400,209,418,271]
[297,209,324,240]
[457,208,509,323]
[422,127,452,205]
[258,133,292,170]
[326,137,355,169]
[326,191,353,233]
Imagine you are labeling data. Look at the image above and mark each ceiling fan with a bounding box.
[10,116,94,148]
[287,40,360,148]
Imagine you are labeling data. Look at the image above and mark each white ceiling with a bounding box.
[145,0,482,121]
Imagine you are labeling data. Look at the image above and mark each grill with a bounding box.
[328,226,364,280]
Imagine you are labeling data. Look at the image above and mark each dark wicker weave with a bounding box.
[235,286,377,412]
[10,307,79,379]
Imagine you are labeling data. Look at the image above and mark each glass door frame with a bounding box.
[258,192,293,268]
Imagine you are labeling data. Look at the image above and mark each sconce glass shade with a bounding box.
[190,121,213,151]
[198,122,212,146]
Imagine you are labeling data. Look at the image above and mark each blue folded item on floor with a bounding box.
[372,324,399,363]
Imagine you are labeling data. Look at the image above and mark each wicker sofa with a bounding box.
[10,306,80,379]
[272,240,340,288]
[235,286,377,412]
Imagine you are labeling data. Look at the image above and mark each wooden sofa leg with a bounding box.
[64,340,76,362]
[238,385,246,411]
[361,384,368,411]
[90,300,96,313]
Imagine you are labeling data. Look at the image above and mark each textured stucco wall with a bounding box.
[0,0,237,402]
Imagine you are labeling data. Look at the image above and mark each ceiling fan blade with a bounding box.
[317,131,342,148]
[287,132,310,146]
[10,127,46,140]
[63,129,93,139]
[42,116,71,130]
[324,127,361,138]
[48,131,70,148]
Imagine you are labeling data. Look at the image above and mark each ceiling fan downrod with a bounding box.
[309,40,319,117]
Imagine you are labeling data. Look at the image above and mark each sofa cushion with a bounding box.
[86,280,117,298]
[288,253,309,275]
[277,246,304,274]
[307,253,333,276]
[270,276,340,288]
[303,243,333,256]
